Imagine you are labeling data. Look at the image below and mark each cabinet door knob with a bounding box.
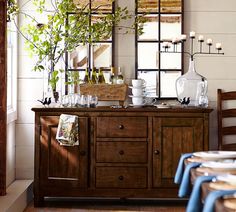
[119,150,124,155]
[154,150,160,155]
[118,124,124,129]
[80,150,86,156]
[118,175,124,181]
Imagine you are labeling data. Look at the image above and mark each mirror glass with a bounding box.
[136,0,183,98]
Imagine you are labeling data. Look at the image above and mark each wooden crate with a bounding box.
[80,84,128,105]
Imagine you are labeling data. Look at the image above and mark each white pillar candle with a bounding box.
[180,34,186,41]
[198,35,204,42]
[172,37,179,44]
[207,38,213,45]
[163,42,170,48]
[216,43,222,49]
[190,31,195,38]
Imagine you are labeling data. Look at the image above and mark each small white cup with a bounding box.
[132,96,146,105]
[132,79,146,88]
[132,87,143,96]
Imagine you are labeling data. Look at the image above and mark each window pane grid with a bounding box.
[135,0,183,99]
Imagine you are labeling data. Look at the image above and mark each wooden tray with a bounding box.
[80,84,128,105]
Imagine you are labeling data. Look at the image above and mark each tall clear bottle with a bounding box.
[116,67,124,84]
[110,67,116,84]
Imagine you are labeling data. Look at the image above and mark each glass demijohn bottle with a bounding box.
[91,67,97,84]
[175,58,208,106]
[116,67,124,84]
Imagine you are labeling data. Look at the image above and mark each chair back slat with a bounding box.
[222,109,236,118]
[217,89,236,150]
[222,126,236,135]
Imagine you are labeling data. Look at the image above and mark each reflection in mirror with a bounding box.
[160,71,181,97]
[138,0,159,13]
[160,0,182,13]
[92,43,112,68]
[138,71,158,97]
[73,0,112,12]
[138,15,159,41]
[136,0,183,99]
[69,44,88,69]
[138,43,159,69]
[160,14,181,40]
[161,52,181,69]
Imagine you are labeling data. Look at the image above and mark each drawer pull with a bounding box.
[118,124,124,129]
[154,150,160,155]
[119,150,124,155]
[118,175,124,181]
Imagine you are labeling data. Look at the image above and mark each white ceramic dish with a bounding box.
[129,95,146,98]
[129,104,146,108]
[193,151,236,159]
[155,104,171,109]
[217,174,236,186]
[201,160,236,169]
[128,85,145,89]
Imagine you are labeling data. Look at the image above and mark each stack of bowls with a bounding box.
[129,79,146,107]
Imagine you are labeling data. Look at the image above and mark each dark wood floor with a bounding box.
[24,199,186,212]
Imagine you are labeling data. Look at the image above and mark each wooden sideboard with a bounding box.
[32,106,213,206]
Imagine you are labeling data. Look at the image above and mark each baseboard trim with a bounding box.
[0,180,33,212]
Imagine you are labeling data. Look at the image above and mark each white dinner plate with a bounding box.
[129,95,146,97]
[217,174,236,186]
[193,151,236,159]
[128,85,145,89]
[201,160,236,169]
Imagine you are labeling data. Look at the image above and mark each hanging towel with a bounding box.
[175,153,193,184]
[56,114,79,146]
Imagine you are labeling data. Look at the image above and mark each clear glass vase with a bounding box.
[175,58,208,106]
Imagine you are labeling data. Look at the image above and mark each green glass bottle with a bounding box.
[83,68,90,84]
[98,68,106,84]
[91,67,97,84]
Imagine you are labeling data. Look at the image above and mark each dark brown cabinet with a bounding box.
[32,107,212,206]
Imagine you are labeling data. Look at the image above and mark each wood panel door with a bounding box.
[39,116,88,189]
[153,117,204,188]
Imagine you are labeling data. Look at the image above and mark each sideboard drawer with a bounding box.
[96,142,147,163]
[96,117,147,138]
[95,167,147,188]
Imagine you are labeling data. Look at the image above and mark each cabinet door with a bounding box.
[39,116,88,188]
[153,117,204,187]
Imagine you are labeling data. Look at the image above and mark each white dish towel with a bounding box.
[56,114,79,146]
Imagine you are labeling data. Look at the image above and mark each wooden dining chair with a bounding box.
[218,89,236,150]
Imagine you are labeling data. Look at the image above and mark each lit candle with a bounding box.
[190,31,196,38]
[198,35,204,42]
[207,38,213,45]
[180,34,187,41]
[216,43,222,50]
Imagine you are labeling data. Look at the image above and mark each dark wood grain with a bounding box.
[32,107,212,206]
[0,0,7,196]
[218,89,236,150]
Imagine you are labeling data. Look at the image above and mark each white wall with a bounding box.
[15,0,236,179]
[6,122,16,187]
